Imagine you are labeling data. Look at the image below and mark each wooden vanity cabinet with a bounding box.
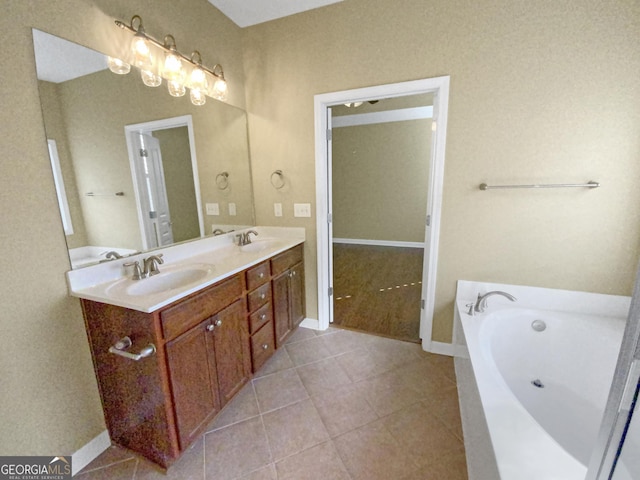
[80,242,304,470]
[271,245,306,347]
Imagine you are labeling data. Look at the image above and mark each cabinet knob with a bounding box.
[260,293,266,300]
[215,319,223,327]
[260,314,266,320]
[262,344,269,350]
[292,270,297,276]
[206,324,215,332]
[259,272,264,278]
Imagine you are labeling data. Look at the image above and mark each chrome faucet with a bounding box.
[123,253,164,280]
[143,254,164,277]
[473,290,517,314]
[236,230,258,246]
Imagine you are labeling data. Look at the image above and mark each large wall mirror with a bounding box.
[33,29,255,269]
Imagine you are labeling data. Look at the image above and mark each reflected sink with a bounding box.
[239,239,285,253]
[106,263,214,297]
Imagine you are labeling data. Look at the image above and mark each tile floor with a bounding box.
[77,327,467,479]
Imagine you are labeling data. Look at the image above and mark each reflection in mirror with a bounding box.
[33,29,255,269]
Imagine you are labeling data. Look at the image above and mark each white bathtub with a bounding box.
[454,280,631,480]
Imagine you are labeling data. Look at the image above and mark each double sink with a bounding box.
[67,229,304,313]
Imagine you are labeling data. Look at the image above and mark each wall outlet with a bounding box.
[274,203,283,217]
[206,203,219,215]
[228,203,236,216]
[294,203,311,217]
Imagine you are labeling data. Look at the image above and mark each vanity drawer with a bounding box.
[160,275,243,341]
[251,321,275,373]
[271,244,303,275]
[247,283,271,313]
[249,302,272,334]
[246,261,270,291]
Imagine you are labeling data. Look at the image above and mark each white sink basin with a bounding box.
[106,263,214,297]
[240,239,285,253]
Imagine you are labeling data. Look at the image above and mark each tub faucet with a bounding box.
[104,251,122,260]
[474,291,517,313]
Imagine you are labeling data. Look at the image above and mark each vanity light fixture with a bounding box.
[110,15,228,105]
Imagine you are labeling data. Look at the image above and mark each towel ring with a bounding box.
[216,172,229,190]
[270,170,285,189]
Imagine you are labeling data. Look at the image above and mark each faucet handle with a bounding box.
[124,261,143,280]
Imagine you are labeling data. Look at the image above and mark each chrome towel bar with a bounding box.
[479,181,600,191]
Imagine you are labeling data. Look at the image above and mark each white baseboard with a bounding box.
[333,238,424,249]
[428,341,456,357]
[72,430,110,476]
[300,317,320,330]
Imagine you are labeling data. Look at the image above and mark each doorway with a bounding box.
[330,96,433,342]
[314,76,450,352]
[125,115,204,250]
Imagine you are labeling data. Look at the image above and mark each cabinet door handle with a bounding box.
[206,324,215,332]
[215,319,223,327]
[262,344,269,350]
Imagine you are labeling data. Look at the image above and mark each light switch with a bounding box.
[294,203,311,217]
[206,203,219,215]
[274,203,283,217]
[228,203,236,216]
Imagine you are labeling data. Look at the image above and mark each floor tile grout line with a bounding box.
[76,456,136,475]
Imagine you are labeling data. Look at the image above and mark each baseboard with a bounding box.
[333,238,424,249]
[299,317,320,330]
[72,430,110,476]
[428,341,456,357]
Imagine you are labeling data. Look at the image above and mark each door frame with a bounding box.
[124,115,204,251]
[314,76,450,352]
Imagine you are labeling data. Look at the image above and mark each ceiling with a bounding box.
[207,0,344,28]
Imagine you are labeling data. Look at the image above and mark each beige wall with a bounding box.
[38,80,90,249]
[154,127,200,243]
[242,0,640,342]
[0,0,244,456]
[332,119,431,242]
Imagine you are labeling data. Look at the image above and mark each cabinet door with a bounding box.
[290,262,305,328]
[272,270,292,347]
[166,320,220,450]
[212,299,251,406]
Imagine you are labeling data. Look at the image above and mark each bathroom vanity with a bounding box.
[67,228,305,468]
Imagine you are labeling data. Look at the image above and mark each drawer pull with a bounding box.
[215,319,223,327]
[262,344,269,350]
[261,314,266,320]
[260,293,266,300]
[259,272,265,278]
[109,336,156,361]
[206,324,215,332]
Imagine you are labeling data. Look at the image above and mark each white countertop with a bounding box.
[66,227,305,313]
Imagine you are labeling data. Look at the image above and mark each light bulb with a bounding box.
[141,70,162,87]
[190,66,207,88]
[130,31,151,68]
[163,51,183,81]
[211,77,228,101]
[190,88,206,106]
[107,57,130,75]
[167,79,186,97]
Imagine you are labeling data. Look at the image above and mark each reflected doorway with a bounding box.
[125,115,204,250]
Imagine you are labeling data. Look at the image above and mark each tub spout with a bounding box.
[474,291,517,313]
